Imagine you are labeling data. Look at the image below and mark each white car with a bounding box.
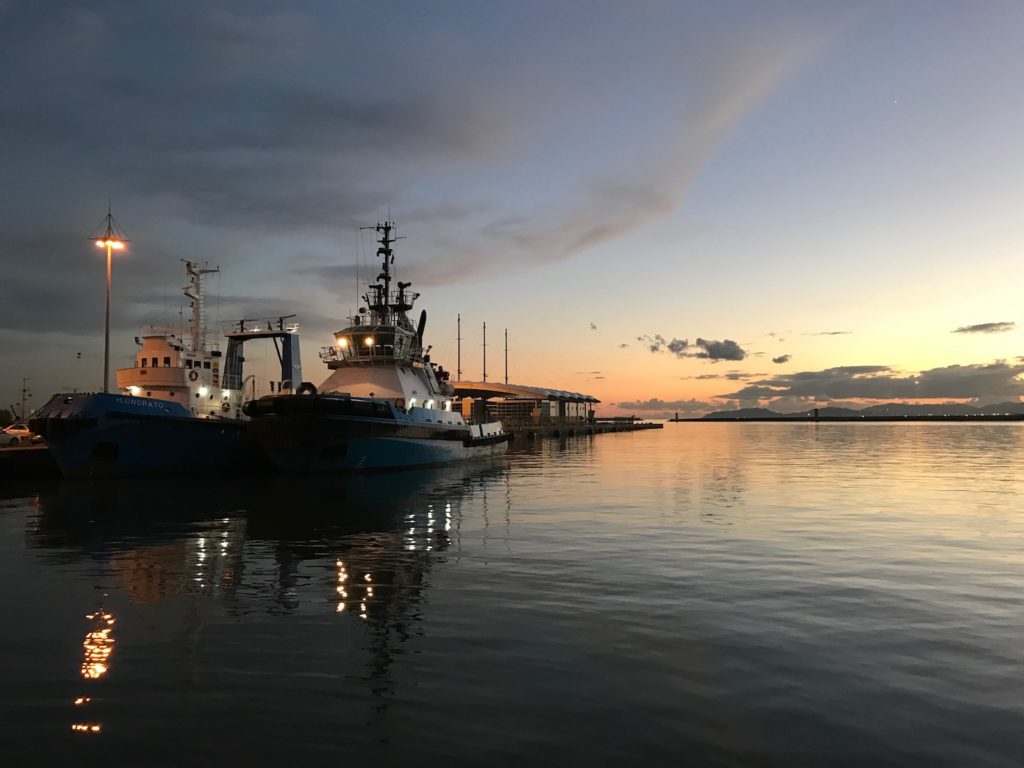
[2,423,38,446]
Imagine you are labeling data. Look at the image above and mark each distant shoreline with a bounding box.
[671,415,1024,423]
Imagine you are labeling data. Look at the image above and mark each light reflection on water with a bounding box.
[1,424,1024,765]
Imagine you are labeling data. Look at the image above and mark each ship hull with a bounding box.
[30,393,259,478]
[245,395,509,473]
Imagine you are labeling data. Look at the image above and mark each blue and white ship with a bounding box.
[32,262,301,477]
[243,221,509,472]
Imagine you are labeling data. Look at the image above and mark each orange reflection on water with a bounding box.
[73,608,116,735]
[336,559,349,614]
[81,610,116,680]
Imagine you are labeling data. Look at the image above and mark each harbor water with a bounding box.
[2,422,1023,766]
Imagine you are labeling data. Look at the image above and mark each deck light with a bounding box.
[364,337,374,347]
[337,338,347,348]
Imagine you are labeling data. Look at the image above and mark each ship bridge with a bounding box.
[452,381,599,426]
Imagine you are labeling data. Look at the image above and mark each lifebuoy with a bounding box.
[297,381,317,395]
[221,401,230,412]
[188,370,199,382]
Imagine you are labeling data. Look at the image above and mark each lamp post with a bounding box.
[89,206,128,393]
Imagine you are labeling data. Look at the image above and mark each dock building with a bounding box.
[452,382,599,427]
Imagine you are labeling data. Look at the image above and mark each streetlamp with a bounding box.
[89,206,129,393]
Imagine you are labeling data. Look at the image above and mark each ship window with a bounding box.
[163,356,170,367]
[141,358,147,368]
[204,361,211,369]
[186,360,192,368]
[151,357,158,367]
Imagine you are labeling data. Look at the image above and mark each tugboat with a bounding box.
[243,221,509,472]
[31,262,302,477]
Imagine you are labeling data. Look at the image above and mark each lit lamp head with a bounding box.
[90,205,130,395]
[364,337,374,347]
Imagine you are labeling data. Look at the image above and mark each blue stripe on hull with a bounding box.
[265,435,508,473]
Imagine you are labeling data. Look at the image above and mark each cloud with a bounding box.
[589,322,598,330]
[693,338,746,361]
[952,321,1016,334]
[685,371,755,381]
[772,354,791,364]
[641,334,746,361]
[0,2,839,393]
[618,343,629,349]
[641,334,684,356]
[804,330,852,336]
[719,362,1024,405]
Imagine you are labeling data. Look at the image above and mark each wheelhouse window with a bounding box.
[141,358,147,368]
[163,356,171,367]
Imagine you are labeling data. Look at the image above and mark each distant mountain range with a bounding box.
[701,402,1024,420]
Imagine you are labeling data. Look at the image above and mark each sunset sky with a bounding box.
[2,1,1023,416]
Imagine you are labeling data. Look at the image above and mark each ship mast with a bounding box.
[372,222,394,319]
[183,261,220,353]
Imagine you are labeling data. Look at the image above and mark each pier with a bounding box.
[0,445,58,478]
[507,421,662,439]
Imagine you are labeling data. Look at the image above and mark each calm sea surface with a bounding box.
[2,423,1024,766]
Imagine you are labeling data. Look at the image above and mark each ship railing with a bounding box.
[343,313,416,331]
[320,345,415,363]
[363,288,420,310]
[225,317,300,335]
[138,323,185,339]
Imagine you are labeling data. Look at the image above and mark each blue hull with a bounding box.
[245,394,509,473]
[31,393,257,478]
